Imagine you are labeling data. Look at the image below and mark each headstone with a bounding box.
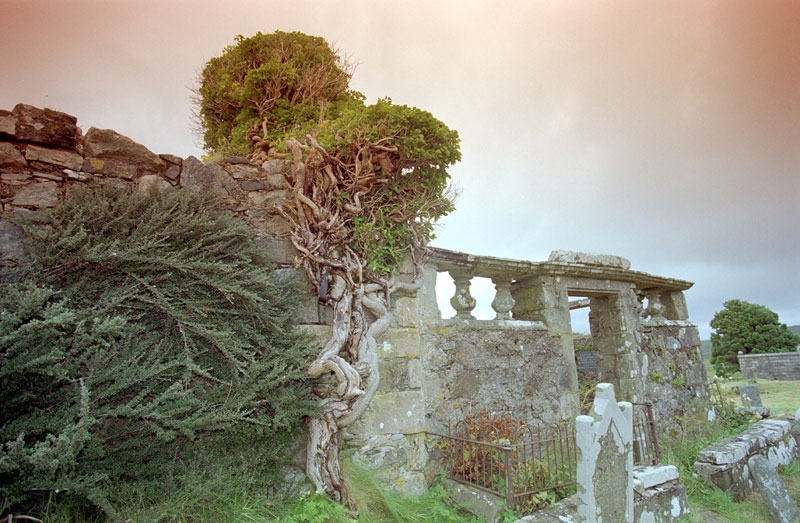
[575,383,634,522]
[747,454,800,523]
[739,384,762,407]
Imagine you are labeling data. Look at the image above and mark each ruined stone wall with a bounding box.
[420,320,577,433]
[640,320,710,424]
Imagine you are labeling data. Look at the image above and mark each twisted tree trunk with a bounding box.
[266,134,429,504]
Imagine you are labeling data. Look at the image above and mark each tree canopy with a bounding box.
[709,299,800,376]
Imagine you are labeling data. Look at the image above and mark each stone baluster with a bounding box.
[644,291,665,319]
[490,276,515,320]
[449,269,476,319]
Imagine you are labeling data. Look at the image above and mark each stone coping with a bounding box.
[424,318,548,330]
[696,419,793,465]
[428,247,693,292]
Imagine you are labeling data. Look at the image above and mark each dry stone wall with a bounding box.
[738,351,800,381]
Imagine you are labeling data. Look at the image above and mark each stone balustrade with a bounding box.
[428,247,693,324]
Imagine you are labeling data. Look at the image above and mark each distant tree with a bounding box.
[709,299,800,376]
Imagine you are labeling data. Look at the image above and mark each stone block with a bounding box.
[442,478,504,523]
[747,454,800,523]
[6,104,81,149]
[548,249,631,270]
[11,181,59,208]
[159,153,182,165]
[24,145,82,171]
[64,169,92,182]
[84,127,165,174]
[136,174,171,191]
[1,172,31,182]
[378,359,410,392]
[0,111,14,136]
[359,391,425,434]
[632,465,679,494]
[378,328,421,359]
[392,296,419,328]
[633,481,690,523]
[407,358,424,389]
[180,156,235,196]
[82,157,137,179]
[241,180,264,191]
[0,142,28,170]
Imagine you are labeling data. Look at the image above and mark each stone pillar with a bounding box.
[589,288,646,403]
[659,291,689,321]
[449,269,476,319]
[511,275,578,397]
[490,276,515,320]
[576,383,634,523]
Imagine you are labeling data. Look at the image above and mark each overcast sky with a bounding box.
[3,0,798,337]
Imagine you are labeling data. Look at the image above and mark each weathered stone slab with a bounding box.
[738,384,763,407]
[84,127,165,174]
[0,142,28,170]
[548,250,631,270]
[6,104,81,149]
[12,181,59,208]
[24,144,83,171]
[747,454,799,523]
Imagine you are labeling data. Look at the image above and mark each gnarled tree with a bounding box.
[198,31,460,503]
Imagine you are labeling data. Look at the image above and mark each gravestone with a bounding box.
[575,383,634,522]
[739,384,762,407]
[747,454,800,523]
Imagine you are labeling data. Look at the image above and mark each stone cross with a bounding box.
[575,383,634,523]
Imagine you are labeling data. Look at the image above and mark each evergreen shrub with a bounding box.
[0,185,318,517]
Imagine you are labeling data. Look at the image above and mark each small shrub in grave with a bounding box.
[442,412,576,512]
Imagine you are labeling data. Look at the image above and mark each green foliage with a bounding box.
[671,375,685,387]
[649,371,663,383]
[710,299,800,377]
[197,31,460,278]
[661,401,762,521]
[198,31,353,156]
[1,185,319,517]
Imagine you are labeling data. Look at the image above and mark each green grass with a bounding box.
[25,457,480,523]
